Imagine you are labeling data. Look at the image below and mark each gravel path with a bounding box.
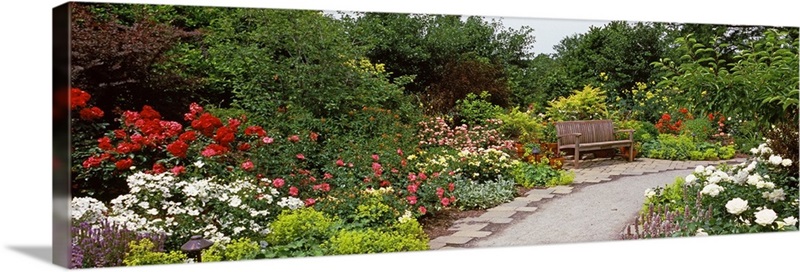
[469,169,694,248]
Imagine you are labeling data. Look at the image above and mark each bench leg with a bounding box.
[574,149,580,168]
[628,144,634,162]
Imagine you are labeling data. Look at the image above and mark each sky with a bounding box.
[477,16,611,55]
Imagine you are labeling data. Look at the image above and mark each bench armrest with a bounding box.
[615,129,635,141]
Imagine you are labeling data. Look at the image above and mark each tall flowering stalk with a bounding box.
[71,219,166,268]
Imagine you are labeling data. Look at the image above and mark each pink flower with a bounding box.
[289,186,299,196]
[380,180,391,187]
[372,154,380,161]
[407,184,418,194]
[406,195,417,205]
[408,173,417,182]
[397,149,404,156]
[440,197,450,207]
[433,172,440,178]
[272,178,285,188]
[372,162,382,171]
[347,163,354,168]
[436,187,445,198]
[170,165,185,176]
[418,206,427,215]
[262,136,274,144]
[296,154,305,160]
[336,159,344,167]
[288,135,300,143]
[241,160,254,171]
[418,172,427,181]
[323,173,333,179]
[448,182,455,192]
[304,198,316,206]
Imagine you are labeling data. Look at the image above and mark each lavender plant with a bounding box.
[70,219,166,268]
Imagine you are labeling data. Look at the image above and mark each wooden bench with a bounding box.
[555,120,634,168]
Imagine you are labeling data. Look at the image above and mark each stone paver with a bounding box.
[428,156,746,250]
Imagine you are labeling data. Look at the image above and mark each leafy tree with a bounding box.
[344,13,535,114]
[552,21,668,105]
[654,28,798,128]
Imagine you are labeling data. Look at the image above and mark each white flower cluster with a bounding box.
[76,172,284,245]
[397,210,414,223]
[70,197,108,225]
[276,197,304,210]
[750,143,773,156]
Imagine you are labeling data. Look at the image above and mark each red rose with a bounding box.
[336,159,344,167]
[418,206,427,215]
[323,173,333,179]
[166,140,189,158]
[380,180,391,187]
[152,163,166,174]
[122,111,140,126]
[191,113,223,137]
[115,158,133,170]
[309,131,319,142]
[288,135,300,143]
[238,142,251,151]
[97,137,113,151]
[289,186,299,196]
[113,129,127,139]
[448,182,455,192]
[70,88,91,110]
[139,105,161,120]
[245,126,266,137]
[407,184,418,194]
[213,126,236,147]
[82,155,105,168]
[201,144,228,157]
[179,131,197,142]
[372,154,379,161]
[79,107,104,121]
[436,187,444,198]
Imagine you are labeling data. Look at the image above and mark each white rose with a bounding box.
[750,148,759,155]
[644,188,656,198]
[783,216,798,226]
[695,165,705,173]
[768,155,783,166]
[725,198,749,215]
[685,174,697,185]
[700,184,724,197]
[747,174,762,186]
[695,228,709,236]
[782,159,792,167]
[754,208,778,226]
[708,175,721,184]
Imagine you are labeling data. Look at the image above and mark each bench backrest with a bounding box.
[555,120,615,145]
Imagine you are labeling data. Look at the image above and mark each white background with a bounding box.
[0,0,798,271]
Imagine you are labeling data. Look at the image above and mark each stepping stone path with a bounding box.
[429,157,746,250]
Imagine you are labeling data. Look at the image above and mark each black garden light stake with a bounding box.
[181,235,213,263]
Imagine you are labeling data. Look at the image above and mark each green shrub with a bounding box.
[456,91,504,126]
[391,217,429,241]
[641,177,686,215]
[545,85,609,121]
[718,145,736,160]
[546,170,575,187]
[495,107,545,142]
[322,229,428,255]
[263,208,338,258]
[202,238,261,262]
[642,134,697,160]
[681,118,714,141]
[452,177,516,210]
[123,239,187,266]
[510,161,560,188]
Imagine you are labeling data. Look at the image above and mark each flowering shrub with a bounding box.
[416,116,515,153]
[632,143,798,238]
[412,147,514,184]
[545,85,609,121]
[74,171,294,250]
[71,219,166,268]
